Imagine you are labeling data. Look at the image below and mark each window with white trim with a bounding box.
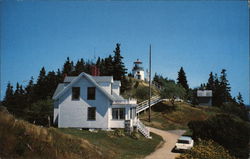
[112,108,125,120]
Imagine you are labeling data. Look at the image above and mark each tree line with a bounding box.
[1,43,128,125]
[154,67,248,120]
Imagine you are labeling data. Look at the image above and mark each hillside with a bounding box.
[139,101,221,132]
[0,107,111,159]
[0,107,163,159]
[122,77,160,103]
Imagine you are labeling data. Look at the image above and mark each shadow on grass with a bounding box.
[152,102,176,113]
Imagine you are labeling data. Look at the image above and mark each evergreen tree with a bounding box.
[56,69,63,83]
[3,82,14,107]
[237,92,244,106]
[206,72,215,90]
[112,43,127,80]
[46,71,58,97]
[103,55,113,76]
[34,67,48,100]
[219,69,232,103]
[213,73,222,106]
[74,58,85,75]
[62,57,74,76]
[25,77,35,105]
[177,67,189,91]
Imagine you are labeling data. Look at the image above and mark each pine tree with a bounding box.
[34,67,48,100]
[219,69,232,103]
[62,57,74,76]
[103,55,114,76]
[112,43,127,80]
[206,72,215,90]
[237,92,244,106]
[25,77,35,105]
[177,67,189,91]
[74,58,85,75]
[46,71,58,97]
[3,82,14,107]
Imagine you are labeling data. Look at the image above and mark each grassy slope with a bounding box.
[139,101,221,133]
[121,77,160,103]
[0,109,163,159]
[58,128,163,159]
[0,110,110,159]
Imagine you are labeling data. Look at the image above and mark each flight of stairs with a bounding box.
[137,119,151,139]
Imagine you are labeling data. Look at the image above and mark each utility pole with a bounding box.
[148,45,152,122]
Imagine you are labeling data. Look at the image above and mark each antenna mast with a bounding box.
[148,45,152,122]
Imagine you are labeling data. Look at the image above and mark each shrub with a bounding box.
[221,102,249,121]
[188,114,250,159]
[130,131,140,139]
[114,129,125,137]
[176,139,237,159]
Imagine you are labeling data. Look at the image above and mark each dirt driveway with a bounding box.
[145,127,186,159]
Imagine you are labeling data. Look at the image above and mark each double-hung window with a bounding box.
[88,107,96,120]
[72,87,80,100]
[87,87,96,100]
[112,108,125,120]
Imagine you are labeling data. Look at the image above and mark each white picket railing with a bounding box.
[137,119,151,139]
[136,95,162,114]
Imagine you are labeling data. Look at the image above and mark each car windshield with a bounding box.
[177,139,190,144]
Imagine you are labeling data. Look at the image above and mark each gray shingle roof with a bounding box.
[52,83,65,99]
[64,76,76,83]
[92,76,113,83]
[64,76,113,83]
[112,92,124,101]
[113,80,121,86]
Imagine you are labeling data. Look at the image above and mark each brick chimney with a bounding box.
[91,65,100,76]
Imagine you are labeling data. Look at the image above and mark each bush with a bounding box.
[130,131,140,139]
[188,114,250,159]
[135,86,149,101]
[176,139,237,159]
[221,102,249,121]
[27,99,53,126]
[113,129,125,137]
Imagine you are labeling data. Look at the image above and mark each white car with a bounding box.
[175,136,194,151]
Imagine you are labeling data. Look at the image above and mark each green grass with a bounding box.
[139,101,221,131]
[58,128,163,159]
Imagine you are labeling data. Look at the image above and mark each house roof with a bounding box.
[53,72,116,101]
[112,92,124,101]
[64,76,114,83]
[64,76,76,83]
[113,80,121,86]
[52,83,66,99]
[92,76,113,83]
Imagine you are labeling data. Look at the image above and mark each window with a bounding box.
[72,87,80,100]
[87,87,96,100]
[112,108,125,120]
[88,107,96,120]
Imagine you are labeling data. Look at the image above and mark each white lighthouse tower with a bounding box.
[132,59,145,81]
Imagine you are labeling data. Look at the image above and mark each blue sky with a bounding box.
[1,1,249,104]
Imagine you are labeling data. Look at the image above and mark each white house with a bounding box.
[132,59,145,81]
[52,72,138,130]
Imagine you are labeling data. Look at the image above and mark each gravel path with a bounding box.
[145,127,186,159]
